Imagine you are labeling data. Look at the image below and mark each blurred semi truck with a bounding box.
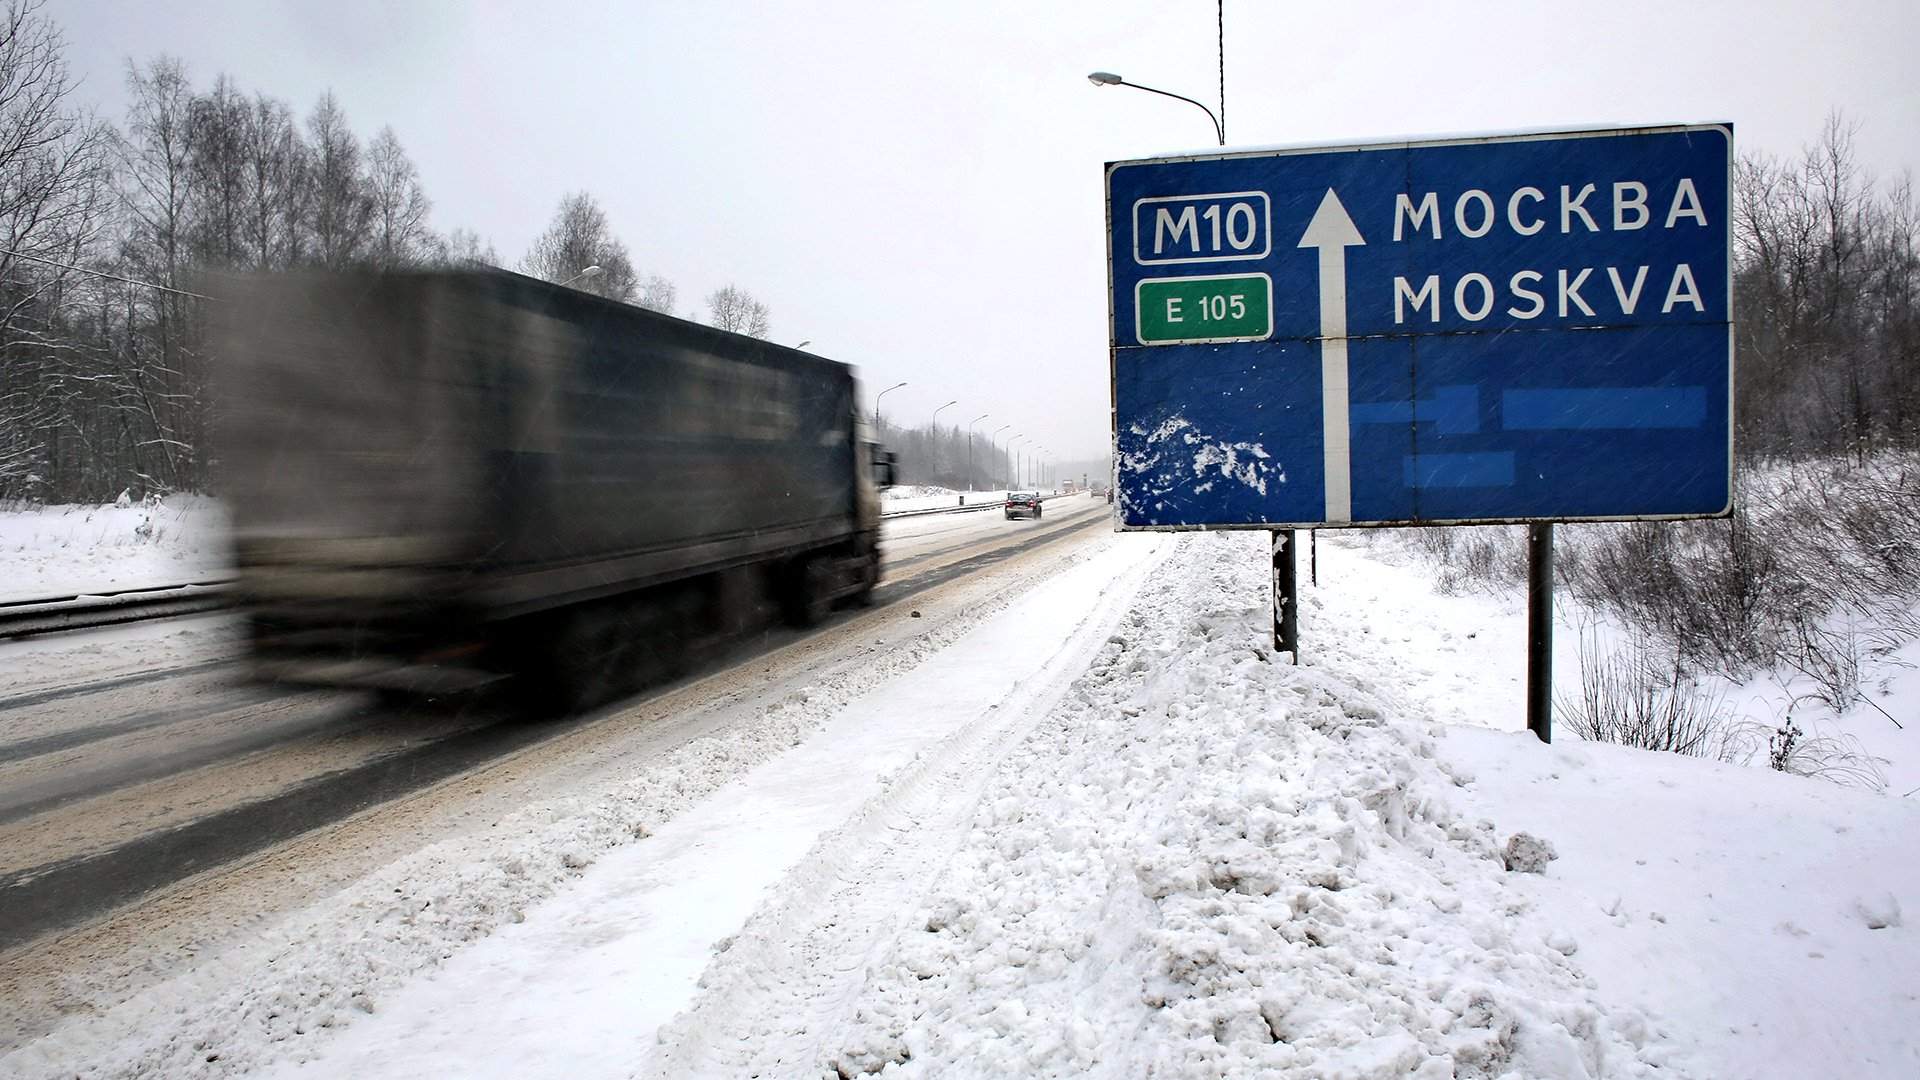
[213,269,893,710]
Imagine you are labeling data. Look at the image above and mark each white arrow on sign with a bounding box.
[1297,188,1365,523]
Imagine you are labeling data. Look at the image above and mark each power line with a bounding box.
[0,247,220,300]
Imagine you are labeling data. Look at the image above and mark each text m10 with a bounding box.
[1132,191,1271,266]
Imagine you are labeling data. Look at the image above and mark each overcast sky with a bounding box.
[58,0,1920,463]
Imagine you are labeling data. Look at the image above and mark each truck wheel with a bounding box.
[848,551,880,607]
[782,557,833,628]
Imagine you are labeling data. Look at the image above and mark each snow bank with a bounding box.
[1439,725,1920,1079]
[755,533,1690,1078]
[882,485,962,500]
[881,489,1011,515]
[0,495,229,600]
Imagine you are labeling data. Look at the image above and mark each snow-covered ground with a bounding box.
[5,530,1915,1078]
[0,490,1049,600]
[0,496,228,601]
[881,487,1015,515]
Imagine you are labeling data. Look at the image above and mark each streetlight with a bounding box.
[873,381,908,431]
[931,400,958,427]
[990,424,1011,487]
[1086,71,1224,146]
[560,265,605,287]
[966,413,990,492]
[794,339,812,350]
[1009,435,1027,490]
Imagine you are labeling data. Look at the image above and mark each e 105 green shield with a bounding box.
[1134,273,1272,345]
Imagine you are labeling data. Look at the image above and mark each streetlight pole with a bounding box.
[929,400,958,485]
[1087,72,1224,146]
[560,265,606,288]
[1009,435,1026,490]
[967,413,990,492]
[873,381,908,432]
[990,425,1011,488]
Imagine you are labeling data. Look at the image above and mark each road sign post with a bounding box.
[1528,523,1555,742]
[1273,529,1297,663]
[1105,125,1733,737]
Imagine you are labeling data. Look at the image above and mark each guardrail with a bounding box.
[0,580,235,640]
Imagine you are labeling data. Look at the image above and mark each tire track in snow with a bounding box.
[642,535,1171,1078]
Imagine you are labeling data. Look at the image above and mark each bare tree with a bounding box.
[114,56,194,289]
[520,190,636,301]
[636,272,677,314]
[1734,112,1920,457]
[705,283,771,338]
[0,0,109,498]
[238,92,304,268]
[435,226,498,267]
[186,74,249,268]
[366,125,431,267]
[305,91,371,268]
[111,54,201,490]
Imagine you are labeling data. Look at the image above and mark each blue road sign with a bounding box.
[1105,125,1732,529]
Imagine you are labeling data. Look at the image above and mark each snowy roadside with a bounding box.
[669,531,1694,1078]
[0,496,229,602]
[11,524,1913,1078]
[880,488,1012,515]
[252,530,1170,1079]
[1,528,1161,1079]
[663,530,1915,1078]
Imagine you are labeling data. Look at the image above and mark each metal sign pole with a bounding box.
[1272,529,1298,663]
[1527,523,1554,742]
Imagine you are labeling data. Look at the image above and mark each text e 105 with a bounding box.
[1134,273,1273,345]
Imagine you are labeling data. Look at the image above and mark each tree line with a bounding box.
[1735,114,1918,459]
[0,0,1910,504]
[0,0,773,503]
[876,418,1023,491]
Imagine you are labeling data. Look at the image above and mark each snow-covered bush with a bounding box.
[1565,453,1920,684]
[1392,452,1920,718]
[1410,524,1526,595]
[1721,705,1888,791]
[1555,630,1731,758]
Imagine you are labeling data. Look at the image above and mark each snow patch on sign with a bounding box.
[1119,414,1281,518]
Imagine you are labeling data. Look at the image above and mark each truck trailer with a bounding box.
[212,268,892,710]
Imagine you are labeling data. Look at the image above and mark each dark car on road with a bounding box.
[1004,491,1043,520]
